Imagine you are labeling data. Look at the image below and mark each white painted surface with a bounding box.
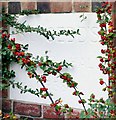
[10,13,108,109]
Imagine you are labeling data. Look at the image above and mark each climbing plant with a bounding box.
[1,1,116,119]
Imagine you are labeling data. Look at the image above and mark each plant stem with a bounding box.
[73,87,88,114]
[33,71,55,104]
[46,64,88,114]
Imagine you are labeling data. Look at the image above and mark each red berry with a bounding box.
[100,58,104,62]
[107,9,111,14]
[38,62,42,66]
[101,41,105,45]
[101,49,105,54]
[64,104,69,108]
[41,76,46,83]
[107,86,112,89]
[20,52,25,56]
[66,78,71,82]
[40,88,48,91]
[108,21,113,26]
[99,80,105,85]
[27,72,31,75]
[7,44,12,49]
[72,91,77,96]
[106,49,110,53]
[2,33,7,38]
[91,94,95,99]
[78,100,82,104]
[100,23,106,28]
[11,38,15,42]
[98,31,101,35]
[15,44,21,50]
[101,36,106,40]
[56,65,62,72]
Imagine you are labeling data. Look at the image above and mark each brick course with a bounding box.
[4,1,105,13]
[2,99,81,119]
[13,101,41,117]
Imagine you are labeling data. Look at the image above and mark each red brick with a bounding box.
[37,2,51,13]
[50,1,72,13]
[0,90,8,98]
[74,1,91,12]
[2,2,8,13]
[13,101,41,117]
[2,99,12,113]
[0,2,2,13]
[8,2,21,14]
[43,105,64,119]
[65,108,81,118]
[21,2,36,10]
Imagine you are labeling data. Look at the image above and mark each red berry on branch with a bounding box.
[107,86,112,89]
[2,33,7,38]
[41,76,46,83]
[106,49,110,53]
[56,65,62,72]
[107,9,111,14]
[20,52,25,56]
[11,38,15,42]
[78,100,83,104]
[101,41,105,45]
[64,104,69,108]
[101,36,107,40]
[38,62,42,66]
[7,44,12,49]
[91,94,95,99]
[40,88,48,91]
[27,72,31,75]
[15,44,21,50]
[73,91,76,96]
[66,77,71,82]
[100,58,104,62]
[99,80,105,85]
[100,23,106,28]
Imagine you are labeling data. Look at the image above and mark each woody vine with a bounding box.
[1,2,116,119]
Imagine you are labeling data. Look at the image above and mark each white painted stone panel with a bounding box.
[10,13,108,109]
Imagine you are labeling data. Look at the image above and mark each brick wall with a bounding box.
[2,99,81,119]
[0,1,116,119]
[1,0,102,14]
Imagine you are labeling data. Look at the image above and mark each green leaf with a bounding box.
[97,56,102,58]
[79,14,83,18]
[55,105,61,111]
[80,111,85,118]
[40,56,44,62]
[24,86,27,89]
[77,29,80,35]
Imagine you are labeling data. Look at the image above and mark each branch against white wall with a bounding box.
[10,13,108,109]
